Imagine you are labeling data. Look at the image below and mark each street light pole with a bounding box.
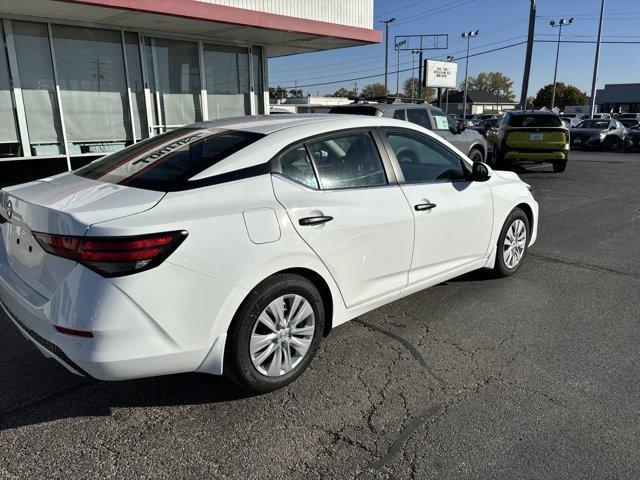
[589,0,605,118]
[380,18,396,99]
[550,18,574,110]
[395,39,407,97]
[461,30,479,118]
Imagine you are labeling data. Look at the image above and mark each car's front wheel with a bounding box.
[493,208,530,277]
[225,274,325,392]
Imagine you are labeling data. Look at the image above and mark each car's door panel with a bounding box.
[272,130,414,308]
[381,128,493,284]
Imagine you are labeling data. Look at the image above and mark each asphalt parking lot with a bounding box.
[1,149,639,479]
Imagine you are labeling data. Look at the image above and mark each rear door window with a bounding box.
[75,128,263,191]
[306,131,387,189]
[393,109,406,120]
[407,109,431,129]
[278,146,318,189]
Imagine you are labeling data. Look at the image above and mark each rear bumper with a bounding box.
[0,233,239,381]
[504,150,567,161]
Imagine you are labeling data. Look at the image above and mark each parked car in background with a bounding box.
[329,103,488,163]
[561,113,587,127]
[623,124,640,152]
[571,118,626,150]
[559,116,573,129]
[468,117,500,138]
[619,119,640,129]
[0,114,538,392]
[486,110,569,172]
[618,113,640,122]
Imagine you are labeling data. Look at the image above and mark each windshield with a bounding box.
[576,120,610,129]
[507,114,562,127]
[75,128,264,191]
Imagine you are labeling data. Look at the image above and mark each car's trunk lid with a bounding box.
[0,173,164,300]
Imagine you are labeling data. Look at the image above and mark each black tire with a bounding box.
[553,159,567,173]
[224,273,325,392]
[493,208,530,278]
[468,148,484,163]
[604,136,621,151]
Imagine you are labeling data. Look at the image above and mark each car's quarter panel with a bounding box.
[401,180,494,284]
[272,175,414,308]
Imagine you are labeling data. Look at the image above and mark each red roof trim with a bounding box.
[56,0,381,44]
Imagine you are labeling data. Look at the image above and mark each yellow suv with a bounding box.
[487,110,570,172]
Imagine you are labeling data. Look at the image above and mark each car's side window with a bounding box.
[384,129,467,183]
[306,131,387,189]
[407,109,431,129]
[393,109,406,120]
[278,145,319,189]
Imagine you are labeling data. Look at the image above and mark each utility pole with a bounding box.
[395,39,406,97]
[445,55,454,113]
[589,0,605,118]
[380,18,396,99]
[411,49,420,101]
[520,0,536,110]
[462,30,479,118]
[550,18,574,110]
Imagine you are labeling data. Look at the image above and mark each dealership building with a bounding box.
[0,0,378,181]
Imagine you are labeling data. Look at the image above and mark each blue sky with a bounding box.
[268,0,640,98]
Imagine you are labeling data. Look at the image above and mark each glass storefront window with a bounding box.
[52,25,132,155]
[144,37,202,132]
[124,32,148,140]
[0,22,20,157]
[203,44,250,119]
[12,21,65,156]
[252,46,265,114]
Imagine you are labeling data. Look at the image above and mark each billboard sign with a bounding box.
[424,60,457,89]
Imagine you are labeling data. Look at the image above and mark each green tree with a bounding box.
[269,86,288,100]
[360,83,387,99]
[402,77,436,102]
[533,83,588,110]
[288,88,304,98]
[460,72,515,102]
[327,87,358,98]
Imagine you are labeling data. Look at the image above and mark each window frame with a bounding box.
[428,108,457,133]
[376,127,472,186]
[270,127,398,191]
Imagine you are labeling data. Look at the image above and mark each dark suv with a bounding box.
[328,103,487,163]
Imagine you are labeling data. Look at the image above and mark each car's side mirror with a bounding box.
[457,121,466,133]
[471,161,491,182]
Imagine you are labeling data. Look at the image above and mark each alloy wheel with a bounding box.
[503,219,527,269]
[250,294,315,377]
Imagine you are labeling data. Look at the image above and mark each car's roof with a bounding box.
[187,113,426,135]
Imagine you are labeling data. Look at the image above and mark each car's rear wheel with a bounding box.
[553,159,567,173]
[225,274,324,392]
[493,208,530,277]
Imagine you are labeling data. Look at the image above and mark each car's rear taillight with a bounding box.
[32,230,188,277]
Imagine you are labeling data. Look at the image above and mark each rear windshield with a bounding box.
[74,128,263,191]
[328,106,383,116]
[507,114,563,127]
[576,120,609,129]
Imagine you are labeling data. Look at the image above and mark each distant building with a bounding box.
[595,83,640,113]
[442,90,519,115]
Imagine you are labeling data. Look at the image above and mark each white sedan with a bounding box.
[0,115,538,392]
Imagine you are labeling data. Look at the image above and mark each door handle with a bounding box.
[299,215,333,226]
[414,203,437,211]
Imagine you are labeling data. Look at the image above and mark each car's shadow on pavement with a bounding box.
[0,361,256,431]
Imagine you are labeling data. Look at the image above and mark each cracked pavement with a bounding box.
[1,150,639,479]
